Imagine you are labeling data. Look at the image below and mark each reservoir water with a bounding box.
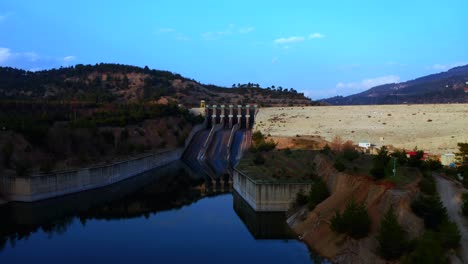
[0,161,318,264]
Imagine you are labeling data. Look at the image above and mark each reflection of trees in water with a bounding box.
[0,164,229,252]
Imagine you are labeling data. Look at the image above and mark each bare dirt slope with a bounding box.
[255,104,468,155]
[435,174,468,263]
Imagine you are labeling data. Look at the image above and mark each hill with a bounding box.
[322,65,468,105]
[0,63,313,107]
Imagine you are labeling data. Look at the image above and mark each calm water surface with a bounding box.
[0,162,321,264]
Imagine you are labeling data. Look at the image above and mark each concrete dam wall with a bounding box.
[0,150,183,202]
[0,123,206,202]
[233,169,314,212]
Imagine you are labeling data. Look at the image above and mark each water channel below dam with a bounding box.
[0,161,322,263]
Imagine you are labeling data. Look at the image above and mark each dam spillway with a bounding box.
[182,105,256,180]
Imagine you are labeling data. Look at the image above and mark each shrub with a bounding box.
[391,149,408,165]
[2,141,13,168]
[462,193,468,217]
[419,175,437,196]
[425,159,443,171]
[371,146,391,179]
[252,131,264,144]
[330,199,371,239]
[377,207,409,260]
[342,141,359,161]
[321,144,331,155]
[334,159,346,172]
[15,158,32,177]
[402,232,449,264]
[370,160,386,179]
[437,220,461,249]
[253,153,265,165]
[294,189,308,207]
[256,140,277,152]
[411,194,448,230]
[307,179,330,211]
[408,150,424,168]
[39,158,55,174]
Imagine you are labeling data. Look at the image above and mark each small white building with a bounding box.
[441,153,456,166]
[358,142,371,149]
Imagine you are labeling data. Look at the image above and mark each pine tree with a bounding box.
[377,206,408,260]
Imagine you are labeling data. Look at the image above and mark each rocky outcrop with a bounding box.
[288,154,424,263]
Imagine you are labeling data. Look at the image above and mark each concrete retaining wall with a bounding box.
[233,169,314,212]
[0,149,183,202]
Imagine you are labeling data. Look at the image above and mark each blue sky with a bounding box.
[1,0,467,99]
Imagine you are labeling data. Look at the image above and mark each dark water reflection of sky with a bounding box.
[0,162,320,264]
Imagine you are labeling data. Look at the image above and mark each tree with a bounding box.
[455,142,468,166]
[408,150,424,168]
[330,198,371,239]
[371,146,391,179]
[462,193,468,217]
[307,179,330,211]
[437,220,461,249]
[377,207,408,260]
[402,232,448,264]
[455,143,468,178]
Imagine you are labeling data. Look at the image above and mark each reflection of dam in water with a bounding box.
[182,105,256,182]
[233,191,296,239]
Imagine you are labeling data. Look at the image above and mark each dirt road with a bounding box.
[435,174,468,262]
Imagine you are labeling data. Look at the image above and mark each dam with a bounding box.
[182,104,257,182]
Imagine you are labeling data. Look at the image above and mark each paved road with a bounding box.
[435,174,468,262]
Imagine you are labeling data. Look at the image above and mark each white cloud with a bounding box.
[239,27,255,34]
[274,36,305,44]
[309,33,325,39]
[307,75,401,100]
[63,56,76,62]
[202,24,255,40]
[0,47,12,63]
[430,62,467,72]
[336,75,400,92]
[0,47,79,69]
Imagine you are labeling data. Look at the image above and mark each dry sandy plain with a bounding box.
[254,104,468,155]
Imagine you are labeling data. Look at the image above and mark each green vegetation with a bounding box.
[294,189,308,207]
[455,143,468,188]
[462,193,468,217]
[412,194,448,230]
[237,149,318,182]
[370,146,391,179]
[333,159,346,172]
[402,232,449,264]
[0,64,313,107]
[307,179,330,211]
[330,199,371,239]
[0,101,203,175]
[377,207,409,260]
[291,178,330,212]
[407,166,461,261]
[250,131,276,152]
